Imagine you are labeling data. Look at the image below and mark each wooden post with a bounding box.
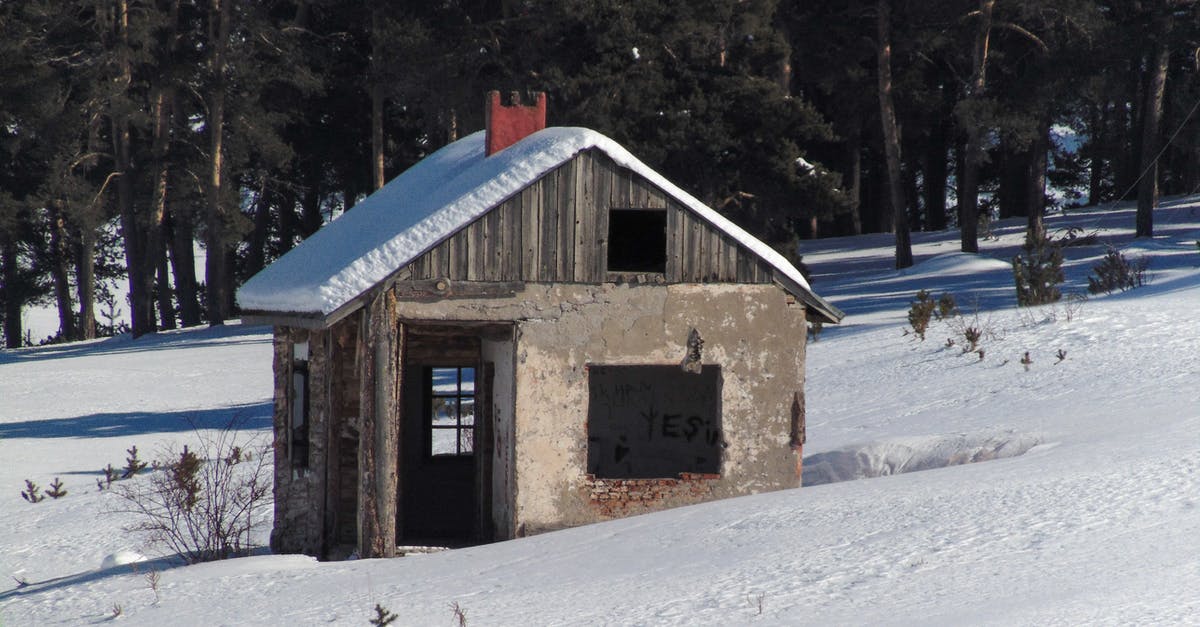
[357,291,401,557]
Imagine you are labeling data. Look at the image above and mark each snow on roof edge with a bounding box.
[237,126,840,322]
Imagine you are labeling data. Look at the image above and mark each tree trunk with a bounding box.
[1027,116,1051,243]
[959,0,995,254]
[1087,101,1109,205]
[166,208,202,327]
[245,175,272,278]
[48,203,76,341]
[113,0,156,337]
[1137,10,1170,238]
[1,234,23,348]
[150,86,174,330]
[876,0,912,269]
[75,228,97,340]
[204,0,233,324]
[369,5,386,192]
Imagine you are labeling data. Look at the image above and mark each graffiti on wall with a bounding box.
[587,365,722,478]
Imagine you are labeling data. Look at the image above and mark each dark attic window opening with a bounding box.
[427,366,476,458]
[289,340,310,468]
[586,365,722,479]
[607,208,667,274]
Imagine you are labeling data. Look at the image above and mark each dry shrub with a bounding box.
[114,415,270,563]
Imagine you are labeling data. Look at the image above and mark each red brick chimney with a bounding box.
[485,90,547,156]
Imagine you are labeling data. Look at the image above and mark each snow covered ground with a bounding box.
[2,198,1199,625]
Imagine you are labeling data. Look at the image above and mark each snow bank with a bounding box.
[803,431,1044,486]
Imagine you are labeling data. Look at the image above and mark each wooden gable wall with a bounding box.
[400,149,776,285]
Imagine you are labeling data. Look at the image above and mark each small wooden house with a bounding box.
[238,92,843,560]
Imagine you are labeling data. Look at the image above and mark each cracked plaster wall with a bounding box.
[389,281,807,536]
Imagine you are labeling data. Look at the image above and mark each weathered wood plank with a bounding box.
[688,211,702,282]
[665,205,681,281]
[574,153,594,282]
[468,217,485,280]
[520,185,539,281]
[722,235,738,281]
[558,160,576,281]
[503,196,520,281]
[614,163,632,208]
[706,224,720,281]
[594,155,611,279]
[448,229,467,280]
[540,169,558,281]
[483,207,499,281]
[736,247,753,282]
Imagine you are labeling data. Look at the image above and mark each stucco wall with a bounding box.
[389,281,807,537]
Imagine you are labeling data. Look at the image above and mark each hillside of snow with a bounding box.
[2,199,1198,625]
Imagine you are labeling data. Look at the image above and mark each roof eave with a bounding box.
[773,276,845,324]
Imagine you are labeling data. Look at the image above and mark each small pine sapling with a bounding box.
[123,445,148,479]
[907,290,936,340]
[935,293,959,320]
[1013,235,1064,306]
[21,479,45,503]
[1055,349,1067,364]
[1020,351,1033,371]
[45,477,68,499]
[369,603,398,626]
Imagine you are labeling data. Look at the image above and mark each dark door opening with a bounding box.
[399,324,504,546]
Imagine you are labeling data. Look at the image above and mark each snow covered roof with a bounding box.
[237,126,843,323]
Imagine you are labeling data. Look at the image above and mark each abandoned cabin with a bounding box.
[237,91,844,560]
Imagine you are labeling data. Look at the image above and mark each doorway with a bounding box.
[399,323,509,545]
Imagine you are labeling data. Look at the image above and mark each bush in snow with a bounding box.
[113,415,271,563]
[1087,247,1148,295]
[1012,235,1063,306]
[907,290,937,340]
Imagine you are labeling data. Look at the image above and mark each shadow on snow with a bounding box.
[0,402,271,440]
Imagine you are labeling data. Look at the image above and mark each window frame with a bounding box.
[586,364,723,479]
[424,365,476,459]
[289,340,310,468]
[606,207,668,275]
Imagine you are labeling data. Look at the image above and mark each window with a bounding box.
[587,365,722,478]
[607,208,667,273]
[290,340,310,467]
[427,366,475,457]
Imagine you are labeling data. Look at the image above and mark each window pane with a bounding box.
[431,367,459,395]
[431,428,458,456]
[431,398,458,427]
[458,428,474,454]
[460,367,475,394]
[460,397,475,426]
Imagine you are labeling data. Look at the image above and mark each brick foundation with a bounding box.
[585,473,720,518]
